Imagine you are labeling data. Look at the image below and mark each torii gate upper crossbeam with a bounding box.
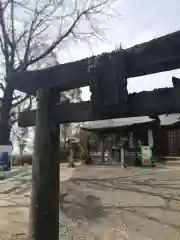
[9,30,180,95]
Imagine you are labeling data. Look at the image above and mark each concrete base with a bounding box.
[157,156,180,167]
[165,160,180,166]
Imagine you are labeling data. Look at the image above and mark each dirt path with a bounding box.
[0,164,75,240]
[60,165,180,239]
[1,165,180,239]
[0,178,30,239]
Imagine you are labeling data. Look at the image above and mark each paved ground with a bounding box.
[1,164,180,239]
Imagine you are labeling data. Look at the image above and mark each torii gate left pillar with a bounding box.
[29,88,60,240]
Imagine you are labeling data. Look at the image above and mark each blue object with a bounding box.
[0,152,11,171]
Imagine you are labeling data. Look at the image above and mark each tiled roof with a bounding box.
[160,114,180,126]
[81,114,180,131]
[81,116,155,130]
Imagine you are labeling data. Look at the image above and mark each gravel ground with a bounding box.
[60,165,180,239]
[1,164,180,239]
[0,165,75,240]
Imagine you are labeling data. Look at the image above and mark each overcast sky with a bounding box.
[57,0,180,100]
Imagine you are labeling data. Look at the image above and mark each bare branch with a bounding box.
[0,82,5,91]
[10,117,18,126]
[0,1,14,50]
[12,95,21,101]
[0,36,5,54]
[12,94,30,107]
[15,29,28,45]
[2,0,10,12]
[20,0,59,65]
[22,2,39,67]
[30,24,50,38]
[27,13,84,65]
[10,0,15,67]
[27,0,109,66]
[12,91,21,101]
[0,0,10,65]
[23,95,34,111]
[11,94,34,128]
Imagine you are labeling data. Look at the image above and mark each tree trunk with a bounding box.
[0,85,13,145]
[19,149,24,166]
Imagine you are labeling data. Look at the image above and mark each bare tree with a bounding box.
[12,126,29,164]
[0,0,117,145]
[10,97,34,165]
[60,122,70,147]
[60,88,82,147]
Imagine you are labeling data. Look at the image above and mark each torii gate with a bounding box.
[9,30,180,240]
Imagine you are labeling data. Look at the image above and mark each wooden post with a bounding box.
[68,148,75,168]
[29,88,60,240]
[115,133,120,162]
[148,129,154,148]
[87,135,90,156]
[120,148,125,168]
[69,149,73,164]
[100,135,105,163]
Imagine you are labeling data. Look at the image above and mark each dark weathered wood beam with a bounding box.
[29,88,60,240]
[126,31,180,78]
[10,31,180,95]
[19,87,180,127]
